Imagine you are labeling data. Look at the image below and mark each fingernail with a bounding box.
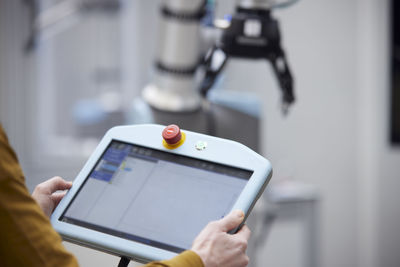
[235,210,244,218]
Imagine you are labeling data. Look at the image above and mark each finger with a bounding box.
[234,224,251,241]
[51,191,67,207]
[41,176,72,193]
[217,210,245,232]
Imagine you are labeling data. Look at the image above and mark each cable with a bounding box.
[118,256,130,267]
[273,0,300,9]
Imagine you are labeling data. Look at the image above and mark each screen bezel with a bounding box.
[59,139,253,253]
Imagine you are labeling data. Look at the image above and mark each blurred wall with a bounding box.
[218,0,359,266]
[0,0,31,154]
[1,0,399,267]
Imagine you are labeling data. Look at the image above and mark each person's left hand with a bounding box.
[32,176,72,218]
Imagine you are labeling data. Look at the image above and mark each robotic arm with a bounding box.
[143,0,297,114]
[201,2,295,113]
[24,0,297,114]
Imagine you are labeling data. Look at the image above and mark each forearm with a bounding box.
[0,125,78,267]
[144,251,204,267]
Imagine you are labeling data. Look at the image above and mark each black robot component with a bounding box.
[200,7,295,114]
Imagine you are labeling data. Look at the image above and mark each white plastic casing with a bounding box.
[142,0,204,112]
[51,124,272,263]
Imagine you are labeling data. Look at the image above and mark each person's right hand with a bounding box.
[191,210,251,267]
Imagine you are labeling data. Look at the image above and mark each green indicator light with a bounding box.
[195,141,207,151]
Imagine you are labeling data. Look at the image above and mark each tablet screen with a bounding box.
[60,140,252,253]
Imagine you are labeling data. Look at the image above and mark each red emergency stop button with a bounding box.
[162,124,182,145]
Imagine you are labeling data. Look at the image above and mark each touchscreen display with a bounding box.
[60,140,252,253]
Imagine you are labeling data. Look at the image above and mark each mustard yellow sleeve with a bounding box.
[144,250,204,267]
[0,125,79,267]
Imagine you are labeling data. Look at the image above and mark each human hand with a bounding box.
[32,176,72,218]
[191,210,251,267]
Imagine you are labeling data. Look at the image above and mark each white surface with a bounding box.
[143,0,203,111]
[52,124,272,261]
[356,1,400,267]
[261,220,304,267]
[217,1,359,265]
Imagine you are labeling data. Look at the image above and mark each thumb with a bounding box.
[51,191,67,207]
[44,176,72,193]
[217,210,245,232]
